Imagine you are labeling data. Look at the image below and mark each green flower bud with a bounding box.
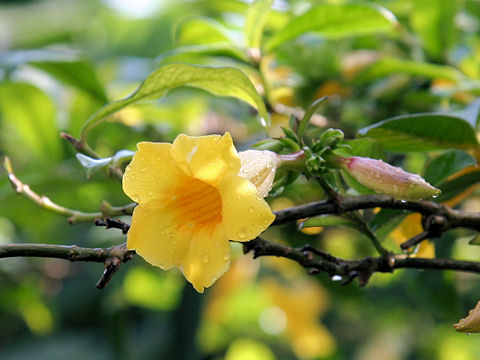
[336,156,441,200]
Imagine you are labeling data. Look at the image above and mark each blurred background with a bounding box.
[1,0,480,359]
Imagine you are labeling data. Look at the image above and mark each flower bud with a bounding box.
[336,156,441,200]
[239,150,282,197]
[454,301,480,333]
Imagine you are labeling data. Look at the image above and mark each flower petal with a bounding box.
[123,142,185,204]
[239,150,281,197]
[179,224,231,293]
[127,202,190,270]
[219,176,275,241]
[171,132,241,185]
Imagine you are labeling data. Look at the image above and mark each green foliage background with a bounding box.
[1,0,480,359]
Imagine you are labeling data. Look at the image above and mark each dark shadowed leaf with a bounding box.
[424,150,476,186]
[358,105,479,151]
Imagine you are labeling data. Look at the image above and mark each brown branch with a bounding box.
[272,195,480,249]
[0,243,135,289]
[243,237,480,286]
[95,217,131,234]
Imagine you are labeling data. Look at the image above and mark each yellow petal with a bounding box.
[219,176,275,241]
[127,202,190,270]
[454,301,480,333]
[123,142,185,204]
[179,224,231,293]
[171,132,241,185]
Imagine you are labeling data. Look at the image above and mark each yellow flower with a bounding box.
[122,133,275,293]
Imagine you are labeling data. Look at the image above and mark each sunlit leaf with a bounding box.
[424,150,476,186]
[265,3,398,52]
[156,44,250,65]
[354,57,464,83]
[81,63,268,139]
[0,82,61,165]
[245,0,273,49]
[411,0,458,60]
[175,16,234,45]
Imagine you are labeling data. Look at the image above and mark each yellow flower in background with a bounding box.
[123,133,275,293]
[261,278,336,359]
[391,213,435,258]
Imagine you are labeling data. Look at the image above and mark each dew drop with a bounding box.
[223,253,231,261]
[248,207,254,214]
[141,167,148,173]
[236,193,242,200]
[238,226,248,239]
[331,275,343,281]
[202,254,209,263]
[160,230,166,236]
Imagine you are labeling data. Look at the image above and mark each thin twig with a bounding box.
[3,156,135,223]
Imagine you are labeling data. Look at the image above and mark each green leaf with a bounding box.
[281,126,299,143]
[175,17,234,45]
[358,107,479,152]
[435,170,480,203]
[80,64,268,139]
[156,44,250,65]
[411,0,458,60]
[0,50,107,102]
[354,57,464,83]
[346,138,385,159]
[424,150,476,186]
[300,215,359,230]
[468,234,480,246]
[0,82,61,164]
[298,97,328,141]
[245,0,273,49]
[265,3,398,52]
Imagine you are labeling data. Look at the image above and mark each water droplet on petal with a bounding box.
[238,226,248,239]
[236,193,242,200]
[223,253,231,261]
[202,254,209,263]
[141,167,148,173]
[248,207,254,214]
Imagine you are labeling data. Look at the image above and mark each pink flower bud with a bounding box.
[337,156,441,200]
